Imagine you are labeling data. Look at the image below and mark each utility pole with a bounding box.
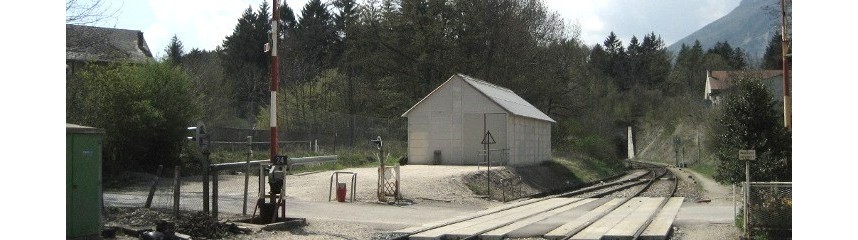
[781,0,791,130]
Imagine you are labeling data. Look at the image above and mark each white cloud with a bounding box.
[544,0,613,46]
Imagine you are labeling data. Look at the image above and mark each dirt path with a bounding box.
[670,168,741,240]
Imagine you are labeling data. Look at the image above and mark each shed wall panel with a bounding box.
[405,76,551,166]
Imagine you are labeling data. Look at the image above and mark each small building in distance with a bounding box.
[66,24,154,76]
[704,70,784,105]
[401,74,555,166]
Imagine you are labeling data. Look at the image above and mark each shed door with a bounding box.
[67,134,102,238]
[463,113,507,165]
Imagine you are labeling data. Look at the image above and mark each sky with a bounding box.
[84,0,741,59]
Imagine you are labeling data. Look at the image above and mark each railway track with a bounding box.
[392,161,681,240]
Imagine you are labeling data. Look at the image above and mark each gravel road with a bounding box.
[104,165,503,239]
[102,165,741,240]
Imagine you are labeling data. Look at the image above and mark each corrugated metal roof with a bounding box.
[459,74,555,123]
[401,74,555,123]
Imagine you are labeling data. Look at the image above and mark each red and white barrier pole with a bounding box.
[270,0,280,162]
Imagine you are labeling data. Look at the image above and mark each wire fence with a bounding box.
[103,164,279,221]
[206,111,407,154]
[746,182,792,239]
[102,112,407,222]
[735,182,792,239]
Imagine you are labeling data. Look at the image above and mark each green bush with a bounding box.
[68,62,200,174]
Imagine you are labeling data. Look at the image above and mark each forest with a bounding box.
[68,0,789,179]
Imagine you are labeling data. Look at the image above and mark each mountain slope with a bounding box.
[668,0,783,59]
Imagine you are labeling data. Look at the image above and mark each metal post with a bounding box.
[352,173,357,201]
[674,137,680,167]
[280,169,286,220]
[267,0,282,213]
[696,130,701,164]
[243,136,251,215]
[378,146,385,202]
[781,0,791,130]
[258,164,265,200]
[203,153,210,213]
[212,170,218,220]
[743,160,751,239]
[174,166,180,217]
[484,115,490,199]
[268,0,280,164]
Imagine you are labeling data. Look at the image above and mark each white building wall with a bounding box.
[406,76,553,166]
[406,77,505,165]
[508,116,552,166]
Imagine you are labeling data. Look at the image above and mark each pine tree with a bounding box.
[762,32,783,69]
[221,3,272,119]
[165,34,184,66]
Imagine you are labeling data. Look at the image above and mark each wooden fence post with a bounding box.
[212,170,218,220]
[174,166,180,217]
[145,165,164,208]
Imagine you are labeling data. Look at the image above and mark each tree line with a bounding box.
[70,0,788,174]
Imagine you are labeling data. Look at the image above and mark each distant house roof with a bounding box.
[402,74,556,123]
[707,70,783,91]
[66,24,153,63]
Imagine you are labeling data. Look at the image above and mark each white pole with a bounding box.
[627,126,635,159]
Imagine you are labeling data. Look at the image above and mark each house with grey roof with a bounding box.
[66,24,153,76]
[401,74,554,166]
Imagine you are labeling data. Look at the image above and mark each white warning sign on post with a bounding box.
[738,150,756,161]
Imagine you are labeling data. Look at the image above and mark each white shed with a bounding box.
[401,74,555,166]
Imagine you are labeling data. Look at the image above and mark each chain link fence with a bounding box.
[735,182,792,239]
[746,182,792,239]
[207,112,407,155]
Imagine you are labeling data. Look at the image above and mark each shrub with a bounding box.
[707,73,791,184]
[68,62,200,174]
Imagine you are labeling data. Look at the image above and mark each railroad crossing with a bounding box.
[394,162,683,240]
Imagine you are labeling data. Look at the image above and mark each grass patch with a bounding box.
[203,146,407,175]
[691,162,717,179]
[549,154,624,183]
[462,154,625,201]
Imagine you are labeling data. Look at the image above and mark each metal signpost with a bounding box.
[739,149,756,239]
[481,131,496,198]
[371,136,385,202]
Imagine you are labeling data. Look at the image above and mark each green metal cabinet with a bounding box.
[66,124,104,239]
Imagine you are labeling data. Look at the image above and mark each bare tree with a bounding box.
[66,0,121,25]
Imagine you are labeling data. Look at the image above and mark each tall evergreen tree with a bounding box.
[707,41,746,70]
[221,3,272,119]
[640,32,670,88]
[164,34,184,66]
[293,0,338,84]
[762,31,783,69]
